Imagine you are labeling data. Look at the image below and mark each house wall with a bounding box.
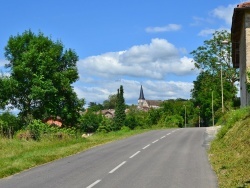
[241,12,250,106]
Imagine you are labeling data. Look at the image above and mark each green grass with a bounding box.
[209,107,250,188]
[0,128,148,178]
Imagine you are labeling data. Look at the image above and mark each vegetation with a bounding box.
[1,30,85,127]
[191,30,239,126]
[0,128,148,178]
[0,29,248,187]
[209,107,250,188]
[113,85,126,130]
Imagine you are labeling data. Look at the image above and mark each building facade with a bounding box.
[232,2,250,106]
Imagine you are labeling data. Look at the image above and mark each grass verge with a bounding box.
[209,108,250,188]
[0,128,148,179]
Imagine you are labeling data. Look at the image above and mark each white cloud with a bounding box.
[198,29,216,37]
[78,38,196,80]
[76,38,197,105]
[0,59,7,69]
[74,79,193,106]
[145,24,181,33]
[211,4,236,25]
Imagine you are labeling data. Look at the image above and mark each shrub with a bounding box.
[0,112,21,138]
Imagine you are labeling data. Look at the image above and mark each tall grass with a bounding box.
[209,107,250,188]
[0,128,148,178]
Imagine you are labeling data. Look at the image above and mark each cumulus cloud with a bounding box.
[76,38,197,105]
[211,4,235,25]
[0,59,7,69]
[145,24,181,33]
[74,79,193,106]
[78,38,196,80]
[198,29,216,37]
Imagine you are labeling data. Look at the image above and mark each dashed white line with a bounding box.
[129,151,140,158]
[109,161,126,174]
[152,139,159,143]
[166,133,171,136]
[142,144,150,149]
[160,136,166,139]
[86,179,101,188]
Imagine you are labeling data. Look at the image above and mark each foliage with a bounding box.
[2,30,85,126]
[190,30,239,126]
[0,112,21,138]
[164,114,183,128]
[79,111,102,133]
[103,94,117,109]
[88,102,103,112]
[97,117,113,133]
[23,119,77,140]
[113,85,126,130]
[190,30,239,86]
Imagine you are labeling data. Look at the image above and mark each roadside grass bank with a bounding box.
[209,107,250,188]
[0,128,149,179]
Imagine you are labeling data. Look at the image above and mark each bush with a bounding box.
[97,117,112,133]
[0,112,21,138]
[79,111,102,133]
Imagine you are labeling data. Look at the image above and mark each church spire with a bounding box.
[138,85,145,100]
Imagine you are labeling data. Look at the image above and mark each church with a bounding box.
[137,85,162,111]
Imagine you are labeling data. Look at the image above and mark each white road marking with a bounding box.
[160,136,166,139]
[109,161,126,174]
[129,151,140,158]
[152,139,159,143]
[166,133,171,136]
[86,179,101,188]
[142,144,150,149]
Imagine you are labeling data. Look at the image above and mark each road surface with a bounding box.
[0,128,218,188]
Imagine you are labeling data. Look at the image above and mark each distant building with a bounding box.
[137,85,162,111]
[44,116,63,127]
[100,109,115,118]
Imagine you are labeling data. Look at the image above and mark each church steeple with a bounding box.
[138,85,145,100]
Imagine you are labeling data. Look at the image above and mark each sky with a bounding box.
[0,0,245,108]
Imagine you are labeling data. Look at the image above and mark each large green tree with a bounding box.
[190,30,239,86]
[190,30,239,126]
[2,30,85,126]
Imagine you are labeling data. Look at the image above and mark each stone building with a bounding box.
[231,2,250,106]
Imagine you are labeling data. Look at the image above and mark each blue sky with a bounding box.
[0,0,243,107]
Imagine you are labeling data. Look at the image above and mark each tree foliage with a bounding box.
[190,30,239,126]
[103,94,117,109]
[113,85,126,130]
[2,30,85,126]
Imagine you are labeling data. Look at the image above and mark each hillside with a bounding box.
[209,107,250,188]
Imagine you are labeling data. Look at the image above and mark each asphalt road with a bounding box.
[0,128,218,188]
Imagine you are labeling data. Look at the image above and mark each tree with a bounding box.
[190,30,239,86]
[103,94,117,109]
[88,102,103,112]
[2,30,85,126]
[113,85,126,130]
[190,30,239,123]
